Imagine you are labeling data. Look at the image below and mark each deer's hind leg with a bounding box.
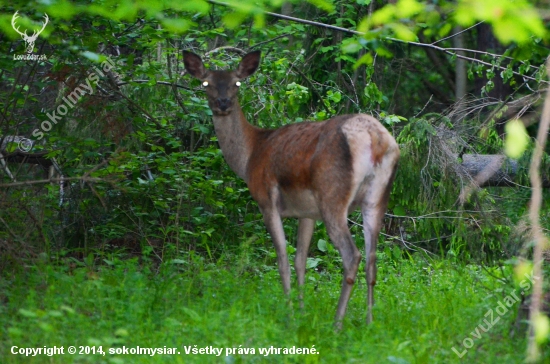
[318,196,361,327]
[362,163,398,324]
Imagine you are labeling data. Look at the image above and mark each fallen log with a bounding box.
[460,154,550,188]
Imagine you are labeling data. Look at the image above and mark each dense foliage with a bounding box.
[0,0,548,262]
[0,0,549,361]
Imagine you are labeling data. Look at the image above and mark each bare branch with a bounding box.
[0,176,103,188]
[116,79,193,91]
[250,33,294,49]
[527,58,550,362]
[431,22,484,45]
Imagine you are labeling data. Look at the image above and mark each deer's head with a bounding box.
[183,51,261,116]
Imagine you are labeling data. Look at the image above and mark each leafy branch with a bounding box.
[209,2,547,85]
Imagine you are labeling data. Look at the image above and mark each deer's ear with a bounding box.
[183,51,207,79]
[236,50,261,79]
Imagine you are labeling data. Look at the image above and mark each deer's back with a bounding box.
[246,114,398,218]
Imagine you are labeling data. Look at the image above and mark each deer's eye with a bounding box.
[235,81,241,87]
[202,81,209,87]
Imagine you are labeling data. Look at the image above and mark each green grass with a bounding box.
[0,250,537,363]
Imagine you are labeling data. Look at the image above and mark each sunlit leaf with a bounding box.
[389,23,417,41]
[534,313,550,344]
[223,11,248,29]
[354,52,373,69]
[160,18,194,33]
[455,0,545,44]
[504,119,529,159]
[396,0,424,18]
[371,6,395,25]
[514,261,534,287]
[306,0,335,13]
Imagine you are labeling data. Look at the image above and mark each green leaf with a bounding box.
[169,0,210,14]
[18,309,37,318]
[504,119,529,159]
[393,205,406,216]
[170,259,187,264]
[354,52,374,69]
[534,313,550,344]
[396,0,424,18]
[160,18,194,33]
[372,6,395,25]
[306,257,322,269]
[392,246,402,260]
[317,239,328,252]
[81,51,101,62]
[115,328,129,337]
[181,307,201,322]
[341,38,362,54]
[222,11,248,29]
[389,23,417,42]
[306,0,335,13]
[38,322,54,332]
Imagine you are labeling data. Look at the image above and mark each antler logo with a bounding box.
[11,11,49,54]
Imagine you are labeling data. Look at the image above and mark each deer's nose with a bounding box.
[217,98,231,111]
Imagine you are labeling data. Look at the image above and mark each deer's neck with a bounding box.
[212,104,259,182]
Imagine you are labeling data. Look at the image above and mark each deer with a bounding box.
[183,50,399,327]
[11,11,49,54]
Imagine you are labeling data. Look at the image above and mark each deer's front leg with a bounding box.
[262,209,291,296]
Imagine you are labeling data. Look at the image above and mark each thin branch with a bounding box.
[116,79,193,91]
[348,218,436,256]
[86,181,107,210]
[208,1,548,85]
[444,47,518,63]
[394,40,544,84]
[0,176,103,188]
[527,58,550,362]
[414,95,433,118]
[431,22,484,45]
[250,33,294,49]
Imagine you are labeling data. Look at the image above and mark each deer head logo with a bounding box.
[11,11,49,54]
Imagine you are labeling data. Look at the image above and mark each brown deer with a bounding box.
[183,50,399,327]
